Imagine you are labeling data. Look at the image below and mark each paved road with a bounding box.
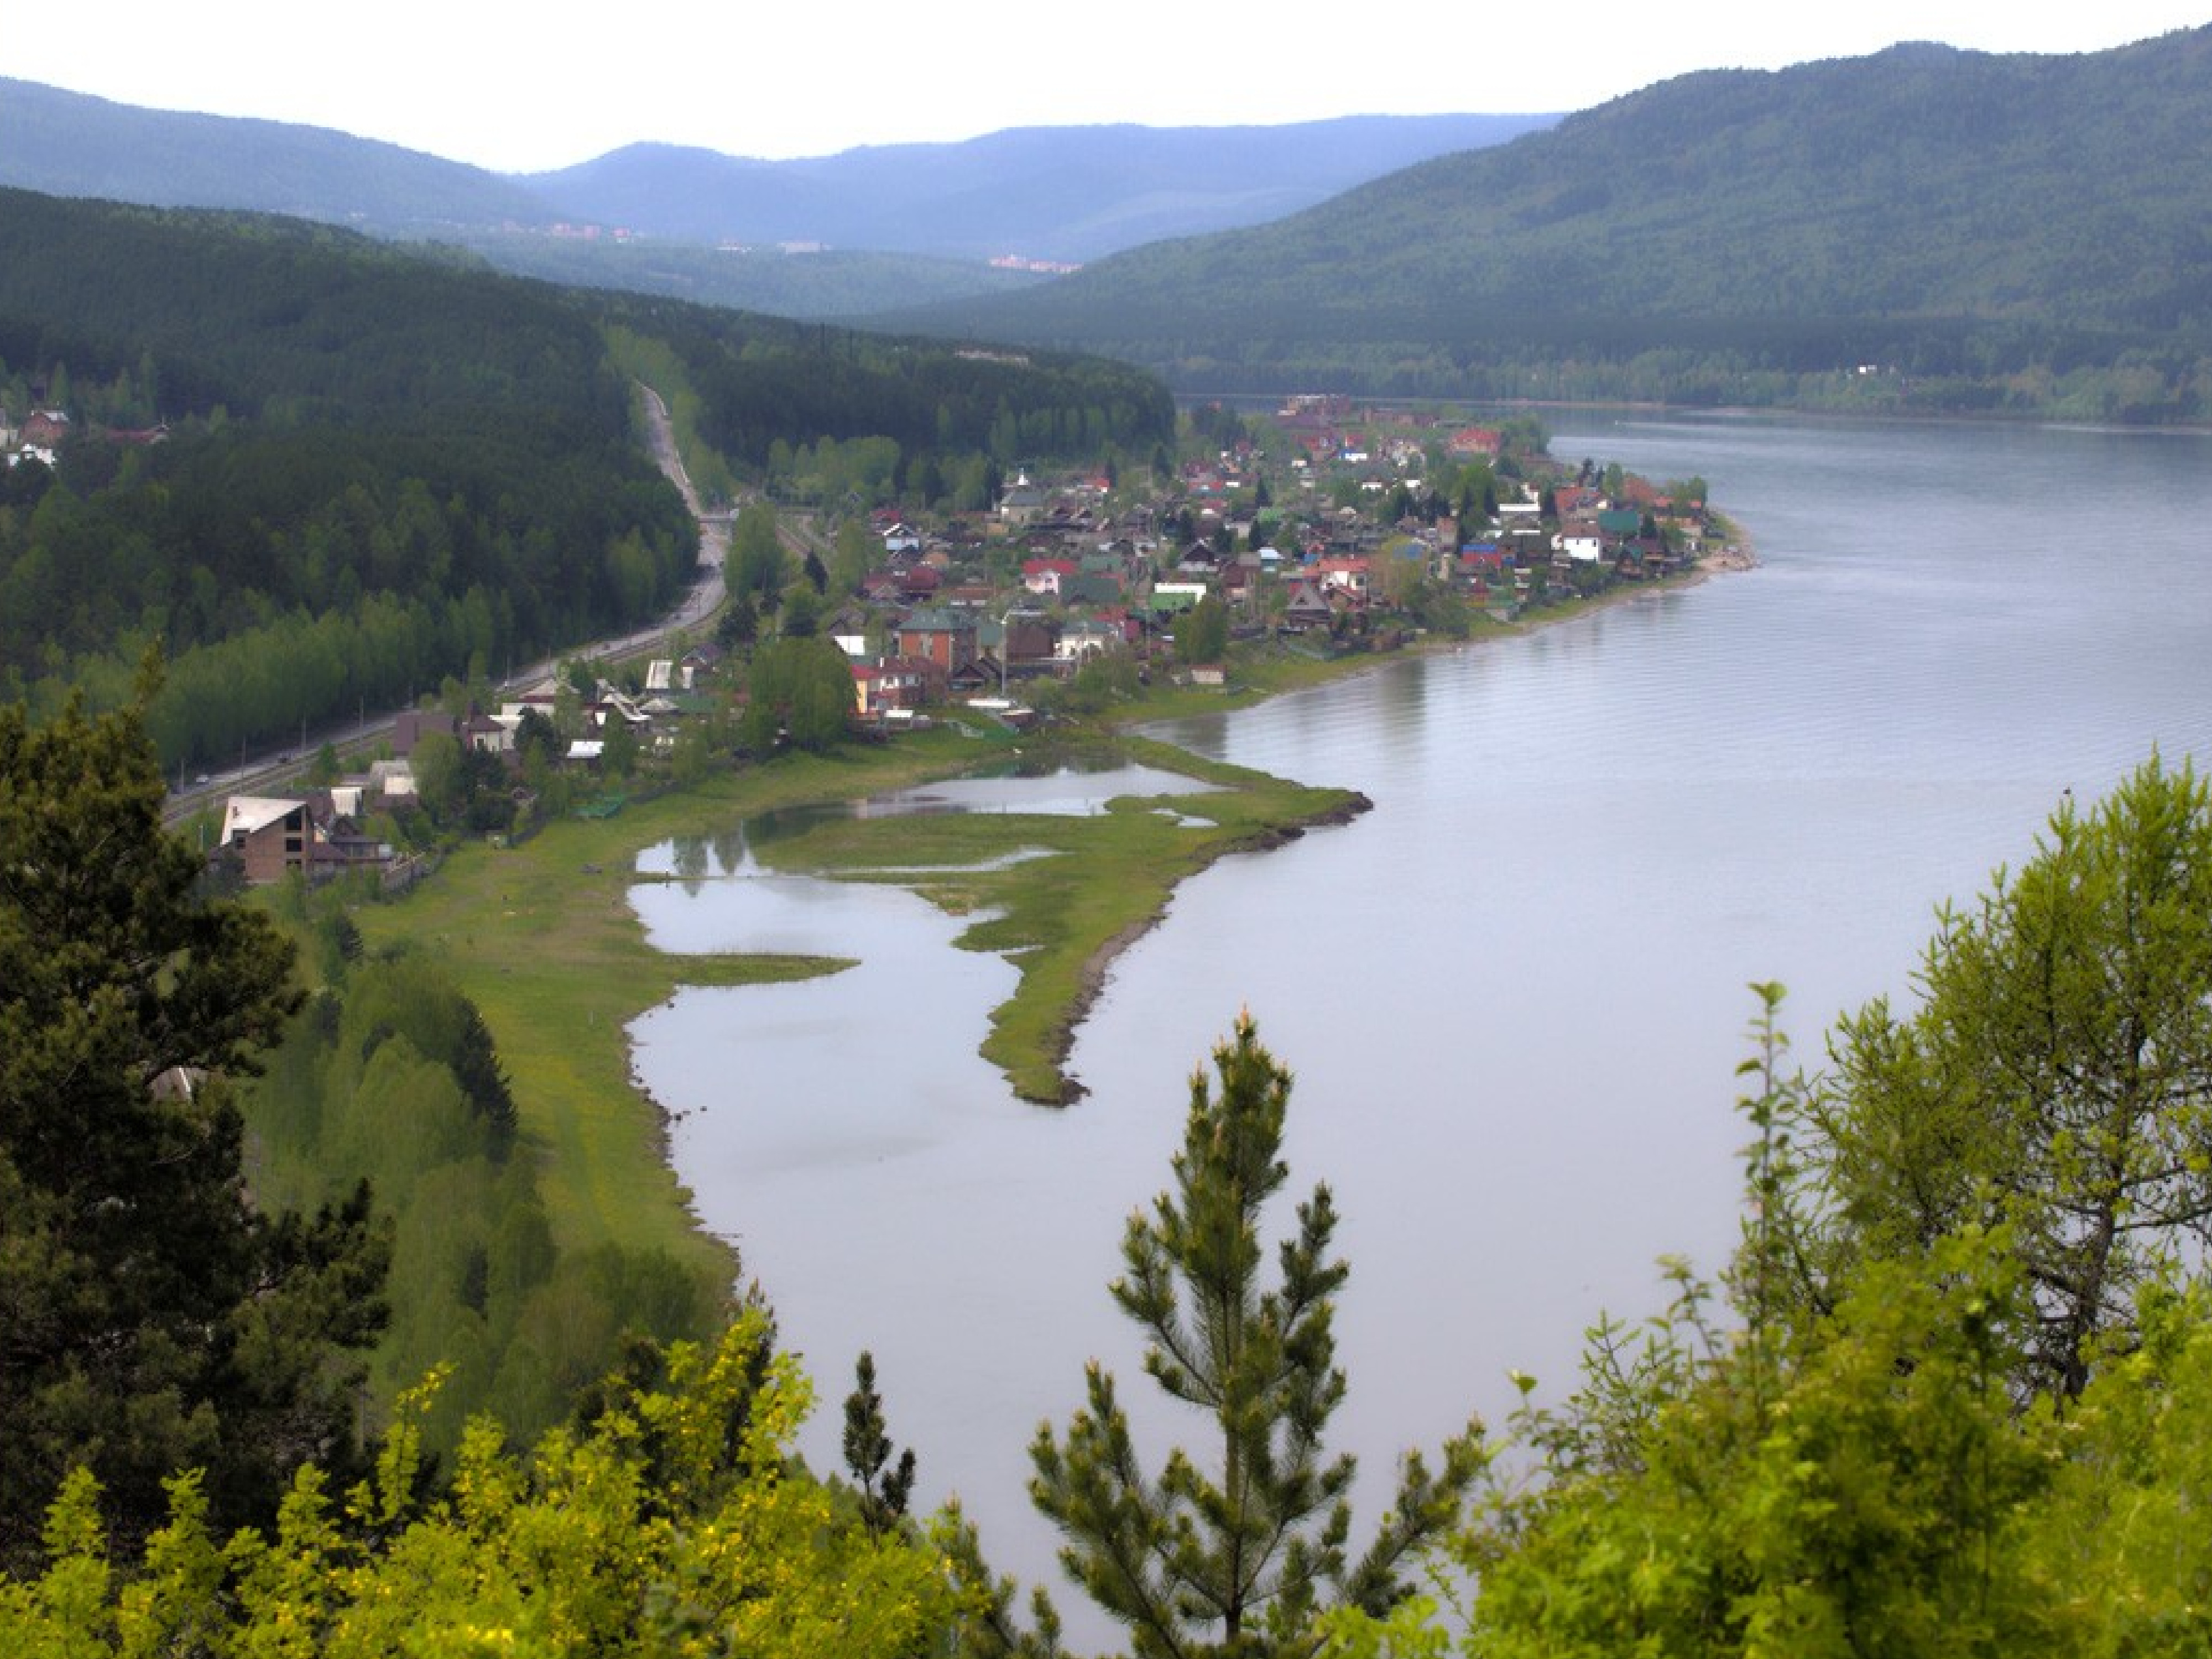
[634,384,729,639]
[165,384,731,823]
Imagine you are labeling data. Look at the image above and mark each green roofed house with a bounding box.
[1150,582,1207,615]
[893,607,979,673]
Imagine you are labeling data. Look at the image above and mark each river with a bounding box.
[629,411,2212,1634]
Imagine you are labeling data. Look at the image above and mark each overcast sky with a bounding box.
[8,3,2209,173]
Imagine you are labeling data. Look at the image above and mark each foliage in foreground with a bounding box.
[0,691,390,1573]
[1326,756,2212,1658]
[15,715,2212,1656]
[0,1310,979,1658]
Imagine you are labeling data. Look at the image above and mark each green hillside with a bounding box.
[0,189,1173,760]
[907,30,2212,420]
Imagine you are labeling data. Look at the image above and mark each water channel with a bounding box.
[629,411,2212,1626]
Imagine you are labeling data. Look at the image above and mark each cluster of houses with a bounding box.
[826,433,1708,722]
[208,403,1714,885]
[210,665,725,885]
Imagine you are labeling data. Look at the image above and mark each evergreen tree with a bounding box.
[1030,1014,1482,1657]
[0,688,390,1568]
[719,592,761,650]
[842,1350,916,1540]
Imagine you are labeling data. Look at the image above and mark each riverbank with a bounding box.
[348,726,1031,1277]
[347,709,1366,1270]
[349,555,1747,1273]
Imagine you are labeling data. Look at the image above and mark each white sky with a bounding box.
[7,3,2209,173]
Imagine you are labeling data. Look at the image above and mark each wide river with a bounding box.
[630,412,2212,1626]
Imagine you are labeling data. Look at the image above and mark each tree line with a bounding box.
[602,296,1173,481]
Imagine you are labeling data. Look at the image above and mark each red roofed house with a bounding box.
[1022,557,1079,597]
[852,660,927,718]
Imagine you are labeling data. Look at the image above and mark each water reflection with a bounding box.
[637,761,1221,892]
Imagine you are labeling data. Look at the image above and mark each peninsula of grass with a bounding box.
[352,717,1365,1302]
[740,729,1368,1102]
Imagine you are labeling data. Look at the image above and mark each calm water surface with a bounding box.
[630,414,2212,1622]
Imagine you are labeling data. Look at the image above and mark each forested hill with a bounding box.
[0,188,1173,760]
[897,29,2212,421]
[0,77,554,232]
[0,190,614,423]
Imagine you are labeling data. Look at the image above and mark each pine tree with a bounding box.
[0,687,390,1567]
[841,1350,916,1539]
[1029,1013,1483,1657]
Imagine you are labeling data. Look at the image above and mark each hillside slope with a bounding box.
[0,77,554,231]
[0,189,1172,757]
[901,30,2212,418]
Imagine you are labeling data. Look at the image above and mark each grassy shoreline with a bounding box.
[351,565,1733,1280]
[349,726,1031,1280]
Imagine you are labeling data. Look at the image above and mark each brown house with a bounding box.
[222,796,317,885]
[20,410,70,448]
[220,793,390,886]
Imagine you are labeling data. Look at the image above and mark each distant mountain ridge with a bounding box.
[0,78,555,232]
[891,28,2212,419]
[0,81,1553,312]
[515,116,1558,262]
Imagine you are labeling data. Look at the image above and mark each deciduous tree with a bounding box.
[727,502,787,601]
[1174,593,1230,666]
[0,1313,970,1657]
[1814,755,2212,1397]
[743,637,853,755]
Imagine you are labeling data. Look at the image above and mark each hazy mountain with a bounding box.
[891,30,2212,417]
[0,77,555,231]
[514,116,1559,262]
[0,81,1553,315]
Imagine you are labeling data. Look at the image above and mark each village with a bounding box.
[181,395,1728,886]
